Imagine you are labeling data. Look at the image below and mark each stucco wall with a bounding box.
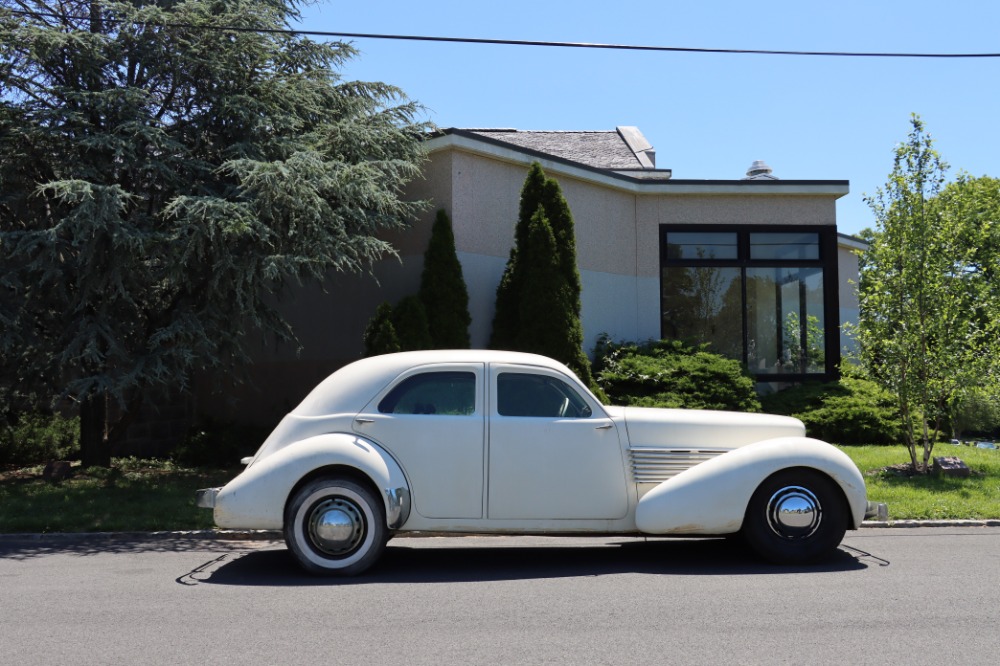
[435,148,844,353]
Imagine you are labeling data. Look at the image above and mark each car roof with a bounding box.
[292,350,578,416]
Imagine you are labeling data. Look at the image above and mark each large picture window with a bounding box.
[660,226,839,380]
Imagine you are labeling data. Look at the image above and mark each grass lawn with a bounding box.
[0,446,997,533]
[0,458,237,534]
[840,444,1000,521]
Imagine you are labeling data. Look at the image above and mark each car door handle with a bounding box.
[595,423,614,430]
[355,418,374,425]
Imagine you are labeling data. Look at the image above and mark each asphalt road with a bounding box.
[1,527,998,665]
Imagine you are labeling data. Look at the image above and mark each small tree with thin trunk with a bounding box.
[854,115,996,471]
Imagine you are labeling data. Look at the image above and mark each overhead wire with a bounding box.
[4,7,1000,59]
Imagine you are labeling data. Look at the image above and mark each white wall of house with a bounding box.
[419,137,847,355]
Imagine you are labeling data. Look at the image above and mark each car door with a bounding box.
[353,363,485,519]
[487,364,629,520]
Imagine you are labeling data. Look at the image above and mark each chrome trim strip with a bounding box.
[628,447,727,483]
[385,486,411,529]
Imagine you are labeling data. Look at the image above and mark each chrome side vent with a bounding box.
[629,447,726,483]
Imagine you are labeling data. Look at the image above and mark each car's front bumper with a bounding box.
[196,487,220,509]
[864,500,888,521]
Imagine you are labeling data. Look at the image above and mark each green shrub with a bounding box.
[171,420,270,467]
[0,412,80,466]
[392,295,433,351]
[595,338,761,412]
[363,301,401,356]
[759,380,844,416]
[762,372,902,445]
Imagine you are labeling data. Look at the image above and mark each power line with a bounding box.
[5,8,1000,59]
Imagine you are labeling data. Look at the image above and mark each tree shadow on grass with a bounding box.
[179,536,874,587]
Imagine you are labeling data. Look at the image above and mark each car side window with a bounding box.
[378,371,476,415]
[496,372,592,418]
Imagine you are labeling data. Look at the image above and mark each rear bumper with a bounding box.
[196,487,220,509]
[864,500,888,521]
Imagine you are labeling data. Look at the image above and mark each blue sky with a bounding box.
[297,0,999,237]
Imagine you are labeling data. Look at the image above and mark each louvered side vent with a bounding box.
[629,447,727,483]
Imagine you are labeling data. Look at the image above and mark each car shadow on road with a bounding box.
[183,537,874,587]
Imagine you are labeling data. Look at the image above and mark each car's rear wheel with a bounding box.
[284,477,386,576]
[741,468,848,564]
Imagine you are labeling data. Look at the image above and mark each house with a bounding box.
[206,126,861,425]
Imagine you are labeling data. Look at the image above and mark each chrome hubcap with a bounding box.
[308,498,365,556]
[766,486,822,540]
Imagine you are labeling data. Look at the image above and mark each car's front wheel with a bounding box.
[284,477,387,576]
[741,468,848,564]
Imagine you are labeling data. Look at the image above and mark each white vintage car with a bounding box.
[197,350,887,575]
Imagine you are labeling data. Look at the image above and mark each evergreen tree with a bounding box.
[418,210,471,348]
[490,164,595,388]
[363,303,401,357]
[491,163,548,349]
[0,1,429,465]
[391,296,433,351]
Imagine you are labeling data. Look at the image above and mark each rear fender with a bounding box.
[634,437,867,535]
[214,433,410,531]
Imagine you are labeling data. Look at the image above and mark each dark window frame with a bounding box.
[660,224,840,382]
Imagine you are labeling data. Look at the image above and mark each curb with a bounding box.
[2,520,1000,542]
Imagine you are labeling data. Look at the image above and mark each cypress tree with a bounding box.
[491,162,548,349]
[363,302,401,356]
[489,164,595,388]
[419,210,471,348]
[391,295,433,351]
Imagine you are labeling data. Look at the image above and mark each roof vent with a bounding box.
[744,160,776,180]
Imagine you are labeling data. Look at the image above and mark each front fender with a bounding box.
[214,433,410,531]
[634,437,868,535]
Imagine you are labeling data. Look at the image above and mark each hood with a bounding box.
[613,406,806,450]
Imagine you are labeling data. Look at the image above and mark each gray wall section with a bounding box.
[456,251,505,348]
[579,270,660,351]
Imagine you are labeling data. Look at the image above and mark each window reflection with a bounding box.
[746,268,825,374]
[750,233,820,261]
[660,226,832,378]
[497,373,591,418]
[661,267,743,359]
[665,232,738,260]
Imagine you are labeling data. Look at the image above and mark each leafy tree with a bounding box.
[853,116,998,471]
[0,1,428,466]
[490,163,594,388]
[363,302,401,357]
[418,209,471,348]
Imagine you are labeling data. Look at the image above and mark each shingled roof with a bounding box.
[461,127,657,171]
